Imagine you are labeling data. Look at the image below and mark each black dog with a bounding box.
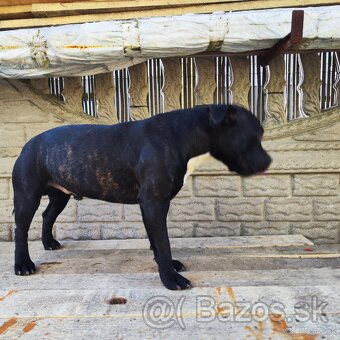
[12,104,271,290]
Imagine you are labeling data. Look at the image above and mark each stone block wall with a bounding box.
[170,173,339,243]
[0,78,339,244]
[0,78,96,242]
[1,173,339,244]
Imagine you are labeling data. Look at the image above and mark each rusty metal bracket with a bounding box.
[259,10,304,66]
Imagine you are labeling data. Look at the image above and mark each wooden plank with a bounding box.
[1,267,340,291]
[2,239,334,280]
[2,254,338,282]
[0,1,227,19]
[1,241,338,292]
[2,251,337,275]
[2,0,340,14]
[0,0,339,30]
[0,0,78,5]
[65,235,313,249]
[0,5,32,20]
[1,316,338,339]
[1,237,338,338]
[0,235,313,255]
[0,284,339,315]
[0,285,338,338]
[0,0,272,20]
[1,245,338,290]
[0,235,312,254]
[2,241,336,267]
[242,253,340,258]
[39,235,316,250]
[31,0,248,16]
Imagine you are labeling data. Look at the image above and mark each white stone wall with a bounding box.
[0,78,339,244]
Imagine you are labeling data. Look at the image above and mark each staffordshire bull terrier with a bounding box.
[12,104,271,290]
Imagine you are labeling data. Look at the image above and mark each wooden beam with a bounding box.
[29,0,246,18]
[0,0,337,30]
[258,10,304,66]
[1,0,340,8]
[0,0,236,20]
[290,9,304,44]
[0,5,32,20]
[0,0,77,5]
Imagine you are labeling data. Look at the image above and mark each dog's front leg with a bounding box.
[139,199,192,290]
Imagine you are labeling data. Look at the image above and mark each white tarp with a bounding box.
[0,6,340,78]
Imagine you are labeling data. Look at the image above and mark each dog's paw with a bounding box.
[14,260,36,276]
[160,270,192,290]
[43,239,61,250]
[172,259,186,272]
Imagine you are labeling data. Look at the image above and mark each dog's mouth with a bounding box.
[234,167,269,177]
[256,168,269,176]
[255,169,268,176]
[229,154,271,177]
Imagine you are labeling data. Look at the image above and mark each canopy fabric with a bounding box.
[0,6,339,78]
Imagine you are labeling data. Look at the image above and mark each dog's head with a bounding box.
[208,105,271,176]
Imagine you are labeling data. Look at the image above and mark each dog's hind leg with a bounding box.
[42,188,70,250]
[13,190,42,275]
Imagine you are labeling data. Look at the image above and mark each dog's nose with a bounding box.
[268,155,273,165]
[265,155,272,170]
[257,154,272,175]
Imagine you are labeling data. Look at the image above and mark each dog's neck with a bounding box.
[177,108,211,162]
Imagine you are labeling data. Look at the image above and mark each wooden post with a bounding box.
[63,77,84,113]
[300,53,321,116]
[195,57,216,105]
[162,58,182,112]
[263,55,287,127]
[129,62,149,120]
[229,56,250,109]
[95,72,118,124]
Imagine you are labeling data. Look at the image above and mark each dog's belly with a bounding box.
[48,167,140,204]
[50,183,75,196]
[49,181,140,204]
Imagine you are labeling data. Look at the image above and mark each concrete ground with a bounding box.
[0,235,339,339]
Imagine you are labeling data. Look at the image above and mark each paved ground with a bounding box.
[0,235,339,339]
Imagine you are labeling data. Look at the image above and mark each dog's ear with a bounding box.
[208,106,226,126]
[225,105,237,126]
[209,105,237,126]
